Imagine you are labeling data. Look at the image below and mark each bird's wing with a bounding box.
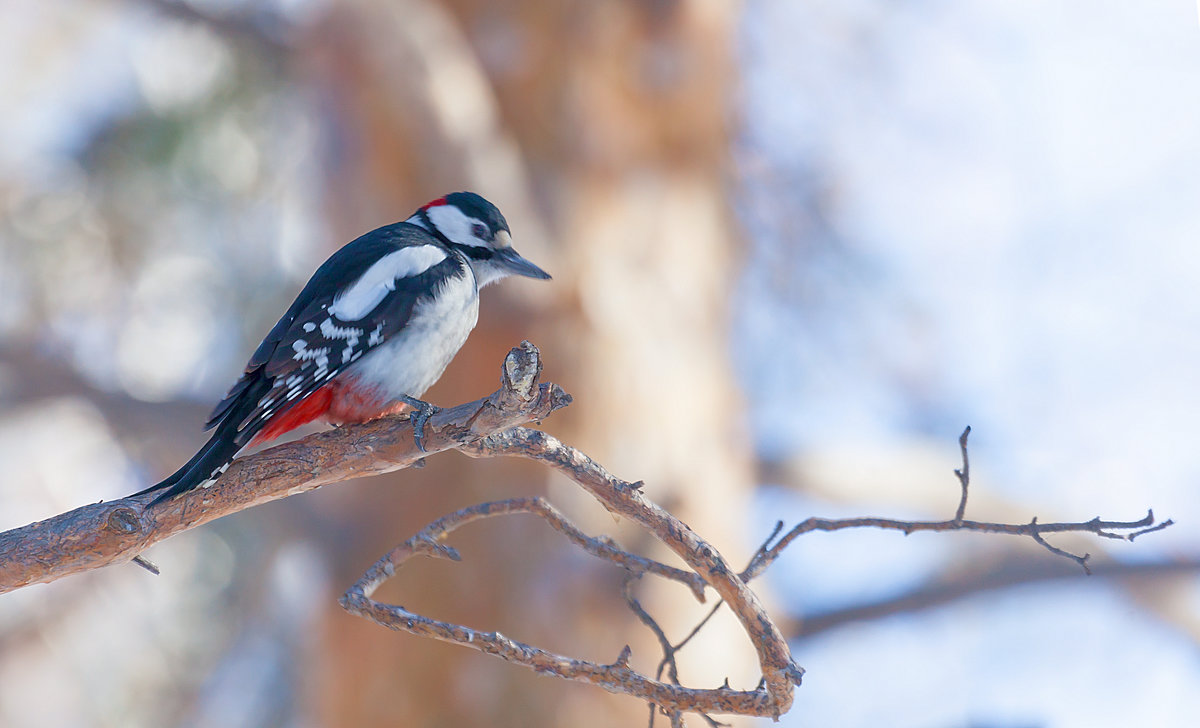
[204,224,467,443]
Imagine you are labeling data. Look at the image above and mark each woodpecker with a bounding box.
[133,192,549,506]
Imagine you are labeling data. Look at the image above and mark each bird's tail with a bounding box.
[133,375,274,506]
[131,424,246,506]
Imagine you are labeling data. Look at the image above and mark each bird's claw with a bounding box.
[400,395,440,453]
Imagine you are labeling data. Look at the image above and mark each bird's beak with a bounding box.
[494,246,551,280]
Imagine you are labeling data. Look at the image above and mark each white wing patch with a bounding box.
[290,339,330,382]
[328,245,448,320]
[319,317,364,364]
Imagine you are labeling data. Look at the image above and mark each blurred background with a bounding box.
[1,0,1198,726]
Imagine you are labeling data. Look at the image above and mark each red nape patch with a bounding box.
[250,385,333,446]
[419,196,447,210]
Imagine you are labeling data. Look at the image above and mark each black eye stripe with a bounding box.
[449,243,493,260]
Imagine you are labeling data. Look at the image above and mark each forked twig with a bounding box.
[340,495,794,717]
[744,428,1170,579]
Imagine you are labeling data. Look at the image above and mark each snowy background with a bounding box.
[737,1,1200,725]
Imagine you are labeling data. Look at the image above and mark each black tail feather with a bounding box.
[130,425,245,505]
[131,435,216,497]
[133,375,272,506]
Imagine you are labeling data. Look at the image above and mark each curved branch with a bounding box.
[464,428,803,717]
[0,342,571,594]
[338,426,805,718]
[339,497,768,716]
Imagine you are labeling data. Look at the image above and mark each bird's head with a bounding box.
[409,192,550,287]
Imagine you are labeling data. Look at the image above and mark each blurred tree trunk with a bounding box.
[305,2,755,726]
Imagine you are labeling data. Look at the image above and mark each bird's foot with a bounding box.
[400,395,440,453]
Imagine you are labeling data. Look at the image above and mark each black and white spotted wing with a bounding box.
[131,221,467,505]
[205,222,468,446]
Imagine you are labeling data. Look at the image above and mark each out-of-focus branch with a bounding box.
[0,343,208,455]
[789,555,1200,640]
[137,0,293,52]
[0,342,570,594]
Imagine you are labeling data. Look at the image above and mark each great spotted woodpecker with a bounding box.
[134,192,549,505]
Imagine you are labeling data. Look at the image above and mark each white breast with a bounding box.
[345,264,479,399]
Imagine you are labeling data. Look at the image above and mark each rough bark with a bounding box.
[0,342,567,594]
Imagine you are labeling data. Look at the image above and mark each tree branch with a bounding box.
[343,427,805,720]
[790,555,1200,640]
[339,496,783,717]
[742,428,1172,580]
[0,342,570,594]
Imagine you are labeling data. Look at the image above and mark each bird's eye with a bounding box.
[471,222,488,239]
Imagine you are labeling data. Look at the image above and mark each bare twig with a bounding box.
[953,425,971,523]
[745,506,1162,580]
[623,576,728,727]
[1128,520,1175,540]
[0,342,569,594]
[1027,517,1092,573]
[339,495,785,717]
[645,598,729,728]
[623,575,680,684]
[635,518,795,727]
[743,430,1170,579]
[744,509,1161,580]
[131,555,160,575]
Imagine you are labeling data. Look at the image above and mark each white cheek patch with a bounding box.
[329,245,447,320]
[426,204,487,248]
